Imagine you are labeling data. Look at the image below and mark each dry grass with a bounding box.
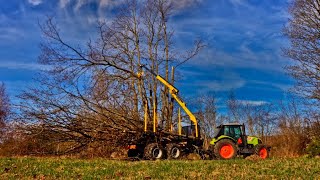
[0,157,319,179]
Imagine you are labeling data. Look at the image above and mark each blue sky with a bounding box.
[0,0,294,111]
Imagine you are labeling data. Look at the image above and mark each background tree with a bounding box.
[271,95,309,156]
[193,93,217,138]
[283,0,320,103]
[241,103,276,142]
[0,82,9,134]
[17,0,203,156]
[226,91,277,143]
[282,0,320,156]
[227,90,240,122]
[0,82,11,156]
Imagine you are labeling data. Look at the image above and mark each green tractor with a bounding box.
[209,123,270,159]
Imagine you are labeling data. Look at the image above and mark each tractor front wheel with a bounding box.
[254,144,269,159]
[144,143,164,160]
[213,139,237,160]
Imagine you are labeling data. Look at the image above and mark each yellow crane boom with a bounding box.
[139,65,199,138]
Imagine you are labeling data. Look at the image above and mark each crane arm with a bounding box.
[139,65,199,137]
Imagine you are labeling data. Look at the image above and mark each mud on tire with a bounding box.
[166,143,181,160]
[144,143,164,160]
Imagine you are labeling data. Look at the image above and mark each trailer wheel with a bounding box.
[254,144,269,159]
[166,143,181,159]
[144,143,164,160]
[213,139,237,160]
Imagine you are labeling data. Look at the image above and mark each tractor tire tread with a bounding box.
[254,144,269,159]
[213,139,237,160]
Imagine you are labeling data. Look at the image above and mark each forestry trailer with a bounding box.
[127,65,270,160]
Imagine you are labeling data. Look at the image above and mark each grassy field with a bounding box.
[0,157,319,179]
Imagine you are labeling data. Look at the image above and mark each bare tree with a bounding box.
[227,90,240,122]
[17,0,204,155]
[272,95,310,156]
[283,0,320,103]
[226,90,277,141]
[0,82,9,131]
[194,93,217,138]
[241,103,276,142]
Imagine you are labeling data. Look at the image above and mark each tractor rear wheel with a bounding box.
[166,143,181,160]
[144,143,164,160]
[213,139,237,160]
[254,144,269,159]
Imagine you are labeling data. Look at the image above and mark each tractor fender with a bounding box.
[246,136,262,146]
[210,135,236,145]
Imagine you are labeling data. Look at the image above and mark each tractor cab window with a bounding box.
[224,126,242,140]
[233,126,242,139]
[224,126,230,136]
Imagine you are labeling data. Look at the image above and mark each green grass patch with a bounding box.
[0,157,319,179]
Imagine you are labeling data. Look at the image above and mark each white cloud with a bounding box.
[27,0,42,6]
[170,0,291,73]
[172,0,203,9]
[237,100,268,106]
[178,67,246,92]
[68,0,125,11]
[0,62,51,71]
[59,0,71,8]
[0,14,8,22]
[198,79,245,92]
[0,27,25,41]
[250,80,292,91]
[229,0,244,5]
[74,0,86,11]
[64,0,201,12]
[189,71,246,92]
[99,0,124,8]
[229,0,253,10]
[186,35,289,72]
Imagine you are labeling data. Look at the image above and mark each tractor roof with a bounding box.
[217,123,242,128]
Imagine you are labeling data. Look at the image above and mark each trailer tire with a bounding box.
[254,144,269,159]
[213,139,237,160]
[144,143,164,160]
[166,143,181,159]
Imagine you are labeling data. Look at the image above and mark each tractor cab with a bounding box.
[213,123,247,145]
[214,123,244,140]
